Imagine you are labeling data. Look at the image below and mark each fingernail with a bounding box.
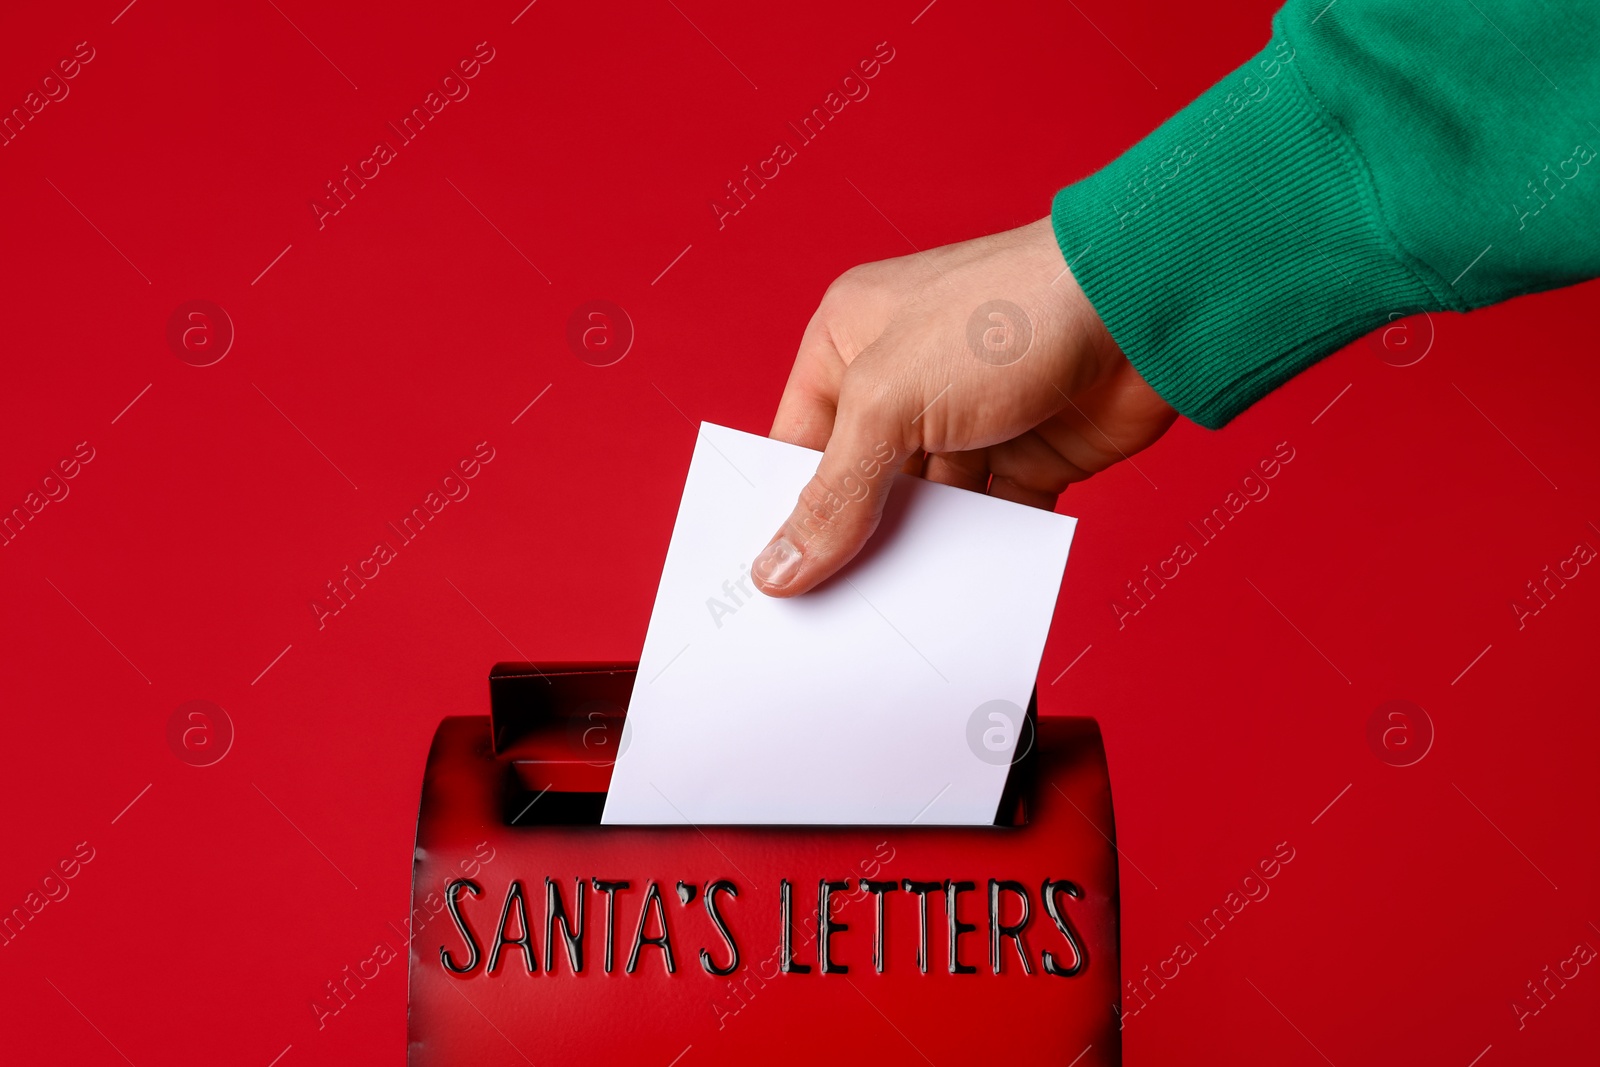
[753,536,802,590]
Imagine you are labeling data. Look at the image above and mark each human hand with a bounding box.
[750,216,1177,597]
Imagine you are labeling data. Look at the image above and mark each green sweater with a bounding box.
[1051,0,1600,428]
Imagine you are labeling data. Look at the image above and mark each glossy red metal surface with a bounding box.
[406,665,1121,1065]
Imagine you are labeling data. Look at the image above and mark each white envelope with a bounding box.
[602,423,1077,825]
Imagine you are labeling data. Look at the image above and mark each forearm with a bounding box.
[1052,0,1600,428]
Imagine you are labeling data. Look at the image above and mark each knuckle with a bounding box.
[839,361,900,414]
[821,263,889,312]
[796,473,842,518]
[791,473,851,547]
[839,367,917,448]
[827,263,872,296]
[818,271,859,313]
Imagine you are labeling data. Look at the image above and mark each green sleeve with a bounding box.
[1051,0,1600,429]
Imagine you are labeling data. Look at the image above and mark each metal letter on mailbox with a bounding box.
[407,663,1122,1064]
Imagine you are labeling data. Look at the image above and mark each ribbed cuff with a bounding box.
[1051,38,1454,428]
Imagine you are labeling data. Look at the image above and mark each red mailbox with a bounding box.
[406,663,1122,1064]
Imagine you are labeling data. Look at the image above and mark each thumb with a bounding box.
[751,394,908,597]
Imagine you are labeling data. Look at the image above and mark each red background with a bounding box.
[2,1,1596,1064]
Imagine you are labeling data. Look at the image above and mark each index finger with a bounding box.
[770,314,844,451]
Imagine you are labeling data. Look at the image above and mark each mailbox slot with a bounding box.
[488,662,1034,828]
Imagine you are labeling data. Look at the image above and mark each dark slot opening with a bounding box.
[490,661,1038,829]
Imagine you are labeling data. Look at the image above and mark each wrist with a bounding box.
[1048,38,1443,428]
